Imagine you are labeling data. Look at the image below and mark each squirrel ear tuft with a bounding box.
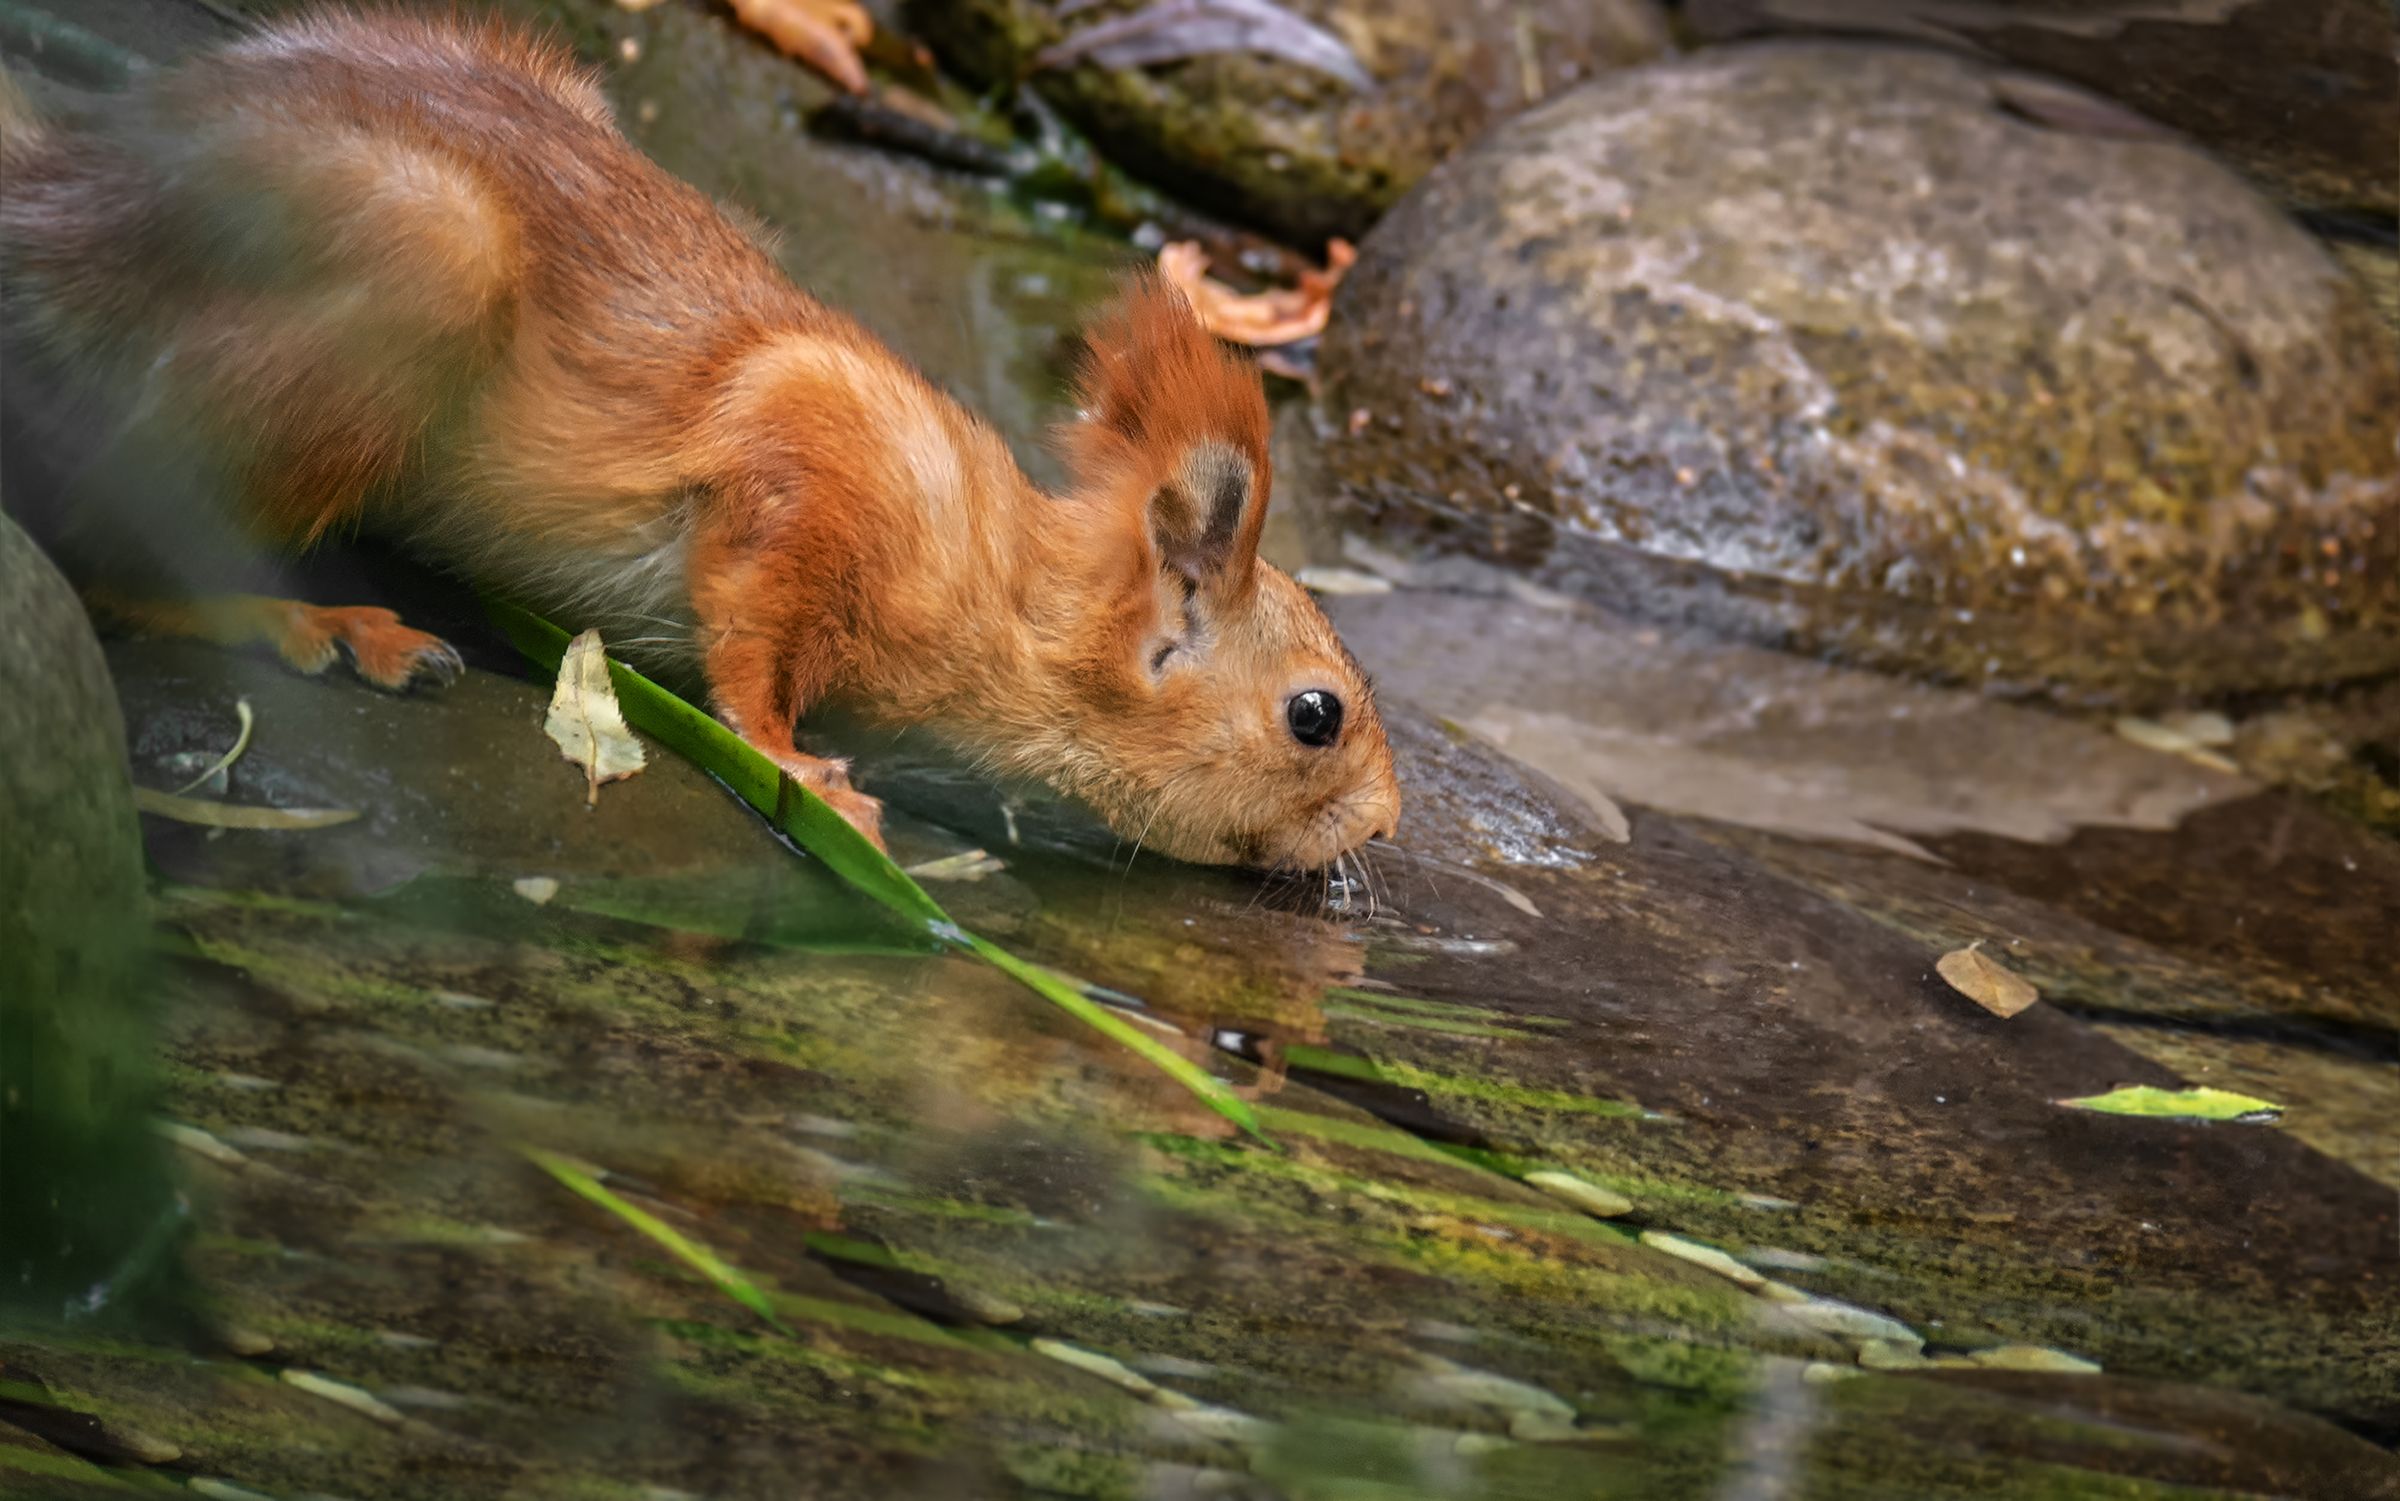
[1059,274,1272,592]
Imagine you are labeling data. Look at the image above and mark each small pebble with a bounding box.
[1639,1230,1765,1289]
[1032,1339,1159,1398]
[377,1385,478,1411]
[1507,1410,1584,1443]
[1293,566,1394,597]
[1969,1344,2101,1374]
[1156,1401,1273,1447]
[1523,1170,1633,1219]
[950,1286,1025,1326]
[155,1120,247,1167]
[1782,1298,1921,1348]
[280,1368,406,1426]
[221,1126,314,1153]
[1745,1247,1829,1273]
[1411,1354,1578,1430]
[1856,1338,1934,1371]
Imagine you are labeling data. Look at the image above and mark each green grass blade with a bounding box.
[962,934,1263,1140]
[487,598,1263,1139]
[488,600,945,925]
[524,1147,791,1333]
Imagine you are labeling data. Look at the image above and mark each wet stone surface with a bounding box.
[4,3,2398,1499]
[0,620,2393,1498]
[1313,43,2400,706]
[1683,0,2400,222]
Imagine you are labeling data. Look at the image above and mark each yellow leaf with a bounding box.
[544,628,648,806]
[1936,943,2039,1018]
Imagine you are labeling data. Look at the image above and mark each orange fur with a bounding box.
[81,588,462,689]
[0,10,1399,868]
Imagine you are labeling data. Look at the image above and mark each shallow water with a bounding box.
[2,2,2395,1498]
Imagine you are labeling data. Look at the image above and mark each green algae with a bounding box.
[1324,987,1570,1027]
[1283,1044,1646,1118]
[1321,1001,1555,1041]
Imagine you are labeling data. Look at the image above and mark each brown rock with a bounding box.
[1314,44,2400,704]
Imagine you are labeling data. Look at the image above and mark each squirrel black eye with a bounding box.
[1286,690,1342,748]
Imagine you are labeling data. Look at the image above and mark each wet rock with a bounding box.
[1306,575,2256,861]
[0,510,182,1323]
[1682,0,2399,220]
[102,637,1038,949]
[1969,1343,2100,1375]
[912,0,1670,244]
[1314,44,2400,704]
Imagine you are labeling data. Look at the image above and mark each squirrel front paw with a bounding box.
[814,782,886,852]
[288,604,465,691]
[758,748,887,852]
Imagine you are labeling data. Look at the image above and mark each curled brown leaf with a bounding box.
[1157,238,1355,347]
[727,0,873,95]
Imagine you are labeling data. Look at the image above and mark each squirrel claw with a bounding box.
[303,606,463,692]
[759,748,887,851]
[817,783,887,852]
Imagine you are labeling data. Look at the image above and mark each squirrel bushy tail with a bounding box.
[0,62,46,169]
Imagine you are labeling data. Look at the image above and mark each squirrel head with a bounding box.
[1026,276,1400,871]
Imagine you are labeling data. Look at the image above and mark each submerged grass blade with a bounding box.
[2056,1085,2284,1123]
[133,787,358,829]
[488,599,1262,1139]
[524,1147,791,1333]
[963,934,1260,1138]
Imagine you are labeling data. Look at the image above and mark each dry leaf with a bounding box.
[174,696,255,794]
[133,787,358,830]
[1157,238,1354,347]
[513,876,561,906]
[726,0,872,94]
[1936,942,2039,1018]
[545,629,648,806]
[903,849,1008,881]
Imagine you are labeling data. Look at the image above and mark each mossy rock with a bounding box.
[911,0,1669,245]
[1683,0,2400,221]
[1313,44,2400,705]
[0,509,180,1321]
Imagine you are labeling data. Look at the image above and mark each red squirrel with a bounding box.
[0,11,1399,870]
